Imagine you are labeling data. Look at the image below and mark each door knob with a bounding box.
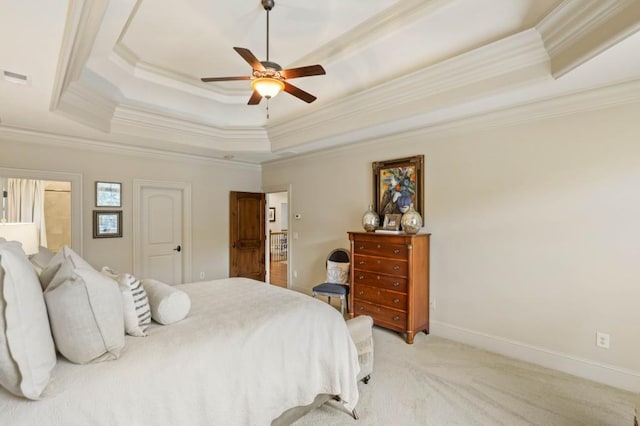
[173,245,181,252]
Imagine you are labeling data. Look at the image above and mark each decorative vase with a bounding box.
[401,204,422,234]
[362,204,380,232]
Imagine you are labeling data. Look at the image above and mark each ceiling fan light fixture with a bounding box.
[251,77,284,99]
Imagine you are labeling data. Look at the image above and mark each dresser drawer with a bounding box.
[354,283,407,310]
[353,240,407,259]
[352,270,408,292]
[353,254,407,276]
[354,300,407,330]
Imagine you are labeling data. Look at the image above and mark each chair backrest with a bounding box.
[326,248,350,265]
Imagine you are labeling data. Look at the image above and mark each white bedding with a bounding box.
[0,278,360,425]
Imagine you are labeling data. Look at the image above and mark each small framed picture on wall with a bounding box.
[269,207,276,222]
[96,181,121,207]
[93,210,122,238]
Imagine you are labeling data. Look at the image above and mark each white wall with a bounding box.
[0,138,262,280]
[262,100,640,391]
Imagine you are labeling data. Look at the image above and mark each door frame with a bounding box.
[133,179,192,283]
[263,184,292,288]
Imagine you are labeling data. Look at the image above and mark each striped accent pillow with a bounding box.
[101,267,151,337]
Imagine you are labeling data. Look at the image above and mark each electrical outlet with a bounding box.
[596,332,610,349]
[429,299,436,310]
[199,272,205,280]
[293,270,298,278]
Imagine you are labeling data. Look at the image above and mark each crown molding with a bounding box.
[110,44,247,102]
[111,106,270,152]
[50,0,111,111]
[56,80,117,132]
[0,125,262,169]
[293,0,456,68]
[537,0,640,78]
[267,29,549,152]
[265,78,640,167]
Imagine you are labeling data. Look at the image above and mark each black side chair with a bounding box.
[312,248,351,316]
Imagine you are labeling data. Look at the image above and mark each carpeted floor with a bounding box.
[293,327,637,425]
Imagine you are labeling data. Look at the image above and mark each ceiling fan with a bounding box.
[200,0,326,105]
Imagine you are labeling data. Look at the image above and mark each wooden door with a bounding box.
[229,191,266,281]
[139,186,183,284]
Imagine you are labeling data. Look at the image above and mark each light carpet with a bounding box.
[293,327,637,425]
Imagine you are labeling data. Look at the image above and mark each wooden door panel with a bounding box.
[229,191,265,281]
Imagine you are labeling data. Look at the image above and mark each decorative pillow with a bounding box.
[44,257,125,364]
[39,245,92,290]
[28,246,56,275]
[101,267,150,337]
[326,260,350,284]
[0,241,57,399]
[141,278,191,325]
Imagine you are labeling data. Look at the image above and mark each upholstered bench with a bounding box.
[346,315,374,384]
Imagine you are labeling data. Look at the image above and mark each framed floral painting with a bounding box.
[372,155,424,220]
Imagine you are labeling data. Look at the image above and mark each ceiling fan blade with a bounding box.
[281,64,326,79]
[234,47,265,71]
[248,90,263,105]
[283,81,317,103]
[201,76,251,82]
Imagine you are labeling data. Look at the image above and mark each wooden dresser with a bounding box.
[348,231,430,344]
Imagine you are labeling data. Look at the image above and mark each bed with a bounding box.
[0,276,360,425]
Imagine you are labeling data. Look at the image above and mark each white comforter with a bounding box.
[0,278,360,425]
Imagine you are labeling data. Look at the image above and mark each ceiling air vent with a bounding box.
[2,70,29,85]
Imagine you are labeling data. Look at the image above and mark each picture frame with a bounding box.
[373,155,424,220]
[383,214,402,231]
[268,207,276,222]
[95,181,121,207]
[93,210,122,238]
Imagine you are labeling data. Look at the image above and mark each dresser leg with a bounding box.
[405,331,415,344]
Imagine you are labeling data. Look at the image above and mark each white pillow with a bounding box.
[0,241,57,399]
[28,246,56,275]
[326,260,350,284]
[141,278,191,325]
[39,245,92,290]
[45,257,125,364]
[101,267,151,337]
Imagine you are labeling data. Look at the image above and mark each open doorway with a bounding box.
[1,177,72,252]
[266,191,288,288]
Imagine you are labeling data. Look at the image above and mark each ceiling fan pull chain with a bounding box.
[266,99,270,119]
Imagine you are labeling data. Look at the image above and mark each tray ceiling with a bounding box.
[1,0,640,163]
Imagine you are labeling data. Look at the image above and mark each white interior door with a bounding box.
[134,180,192,285]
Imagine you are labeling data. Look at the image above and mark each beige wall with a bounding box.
[262,100,640,386]
[0,140,261,280]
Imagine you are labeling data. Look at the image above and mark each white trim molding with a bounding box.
[431,320,640,393]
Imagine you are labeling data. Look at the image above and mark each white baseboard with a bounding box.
[431,320,640,393]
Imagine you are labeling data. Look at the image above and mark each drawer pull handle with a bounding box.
[359,291,364,296]
[377,260,381,264]
[359,306,365,311]
[393,282,400,287]
[359,246,365,250]
[376,275,381,280]
[376,308,381,313]
[359,261,365,265]
[393,298,400,304]
[358,275,364,280]
[376,291,381,296]
[393,249,400,254]
[393,315,400,321]
[393,265,400,270]
[377,244,381,249]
